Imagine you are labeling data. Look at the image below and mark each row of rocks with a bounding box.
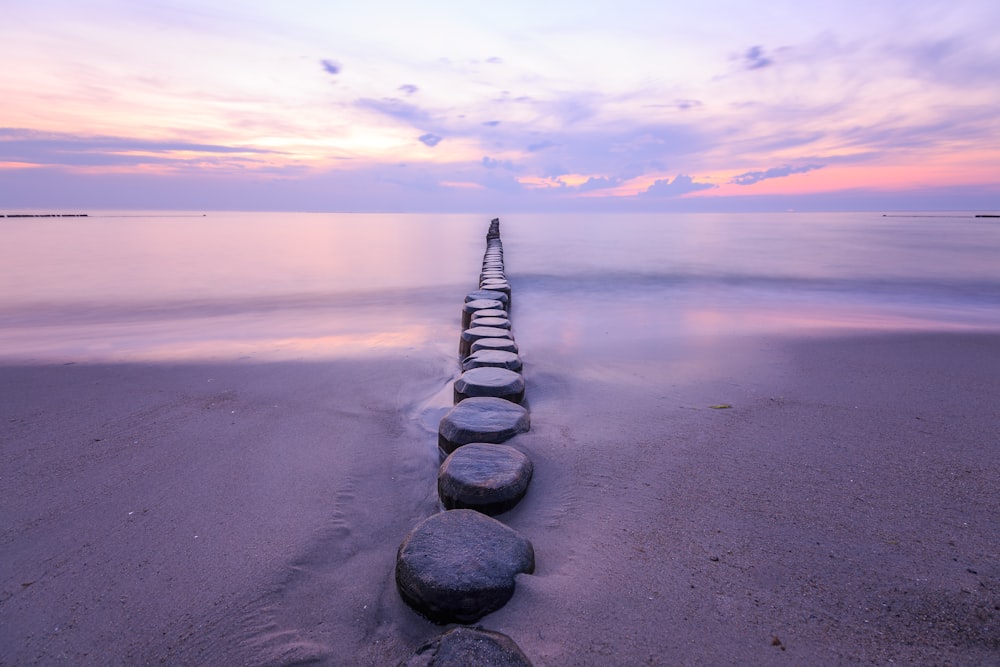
[395,219,534,665]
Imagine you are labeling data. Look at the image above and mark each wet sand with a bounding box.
[2,331,998,665]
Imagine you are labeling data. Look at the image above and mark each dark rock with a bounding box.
[438,397,529,455]
[470,316,511,330]
[471,337,519,354]
[462,299,504,329]
[400,627,533,667]
[466,290,509,307]
[462,349,522,372]
[438,443,533,515]
[454,367,525,404]
[395,509,535,624]
[460,326,513,357]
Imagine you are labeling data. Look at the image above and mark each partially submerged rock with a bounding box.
[438,443,533,515]
[399,627,533,667]
[395,509,535,624]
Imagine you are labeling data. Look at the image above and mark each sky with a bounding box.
[2,0,999,212]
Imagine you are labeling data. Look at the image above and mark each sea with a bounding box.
[2,210,999,363]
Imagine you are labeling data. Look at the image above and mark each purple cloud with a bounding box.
[398,84,419,95]
[482,120,501,127]
[641,174,716,197]
[577,176,621,192]
[730,164,825,185]
[418,133,442,147]
[482,156,515,170]
[743,45,773,70]
[320,59,341,75]
[356,98,430,124]
[526,140,557,152]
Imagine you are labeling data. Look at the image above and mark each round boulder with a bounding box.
[395,509,535,624]
[438,443,533,515]
[400,627,533,667]
[462,349,522,372]
[438,397,529,455]
[454,367,525,404]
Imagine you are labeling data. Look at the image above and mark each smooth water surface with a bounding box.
[2,211,998,361]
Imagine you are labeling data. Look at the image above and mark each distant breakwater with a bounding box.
[2,213,89,218]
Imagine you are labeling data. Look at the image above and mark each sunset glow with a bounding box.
[2,1,998,211]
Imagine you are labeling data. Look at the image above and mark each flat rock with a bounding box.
[466,290,509,307]
[460,326,513,357]
[438,397,529,455]
[395,509,535,624]
[400,627,533,667]
[462,299,504,329]
[438,443,533,515]
[470,316,511,330]
[471,337,519,354]
[454,367,524,404]
[462,349,522,372]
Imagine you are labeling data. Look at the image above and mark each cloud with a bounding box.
[0,128,279,167]
[398,84,419,95]
[730,164,825,186]
[577,176,621,192]
[482,156,515,170]
[482,120,501,127]
[743,45,773,70]
[486,57,503,64]
[526,140,557,152]
[418,133,442,147]
[320,59,341,76]
[356,98,431,125]
[641,174,716,197]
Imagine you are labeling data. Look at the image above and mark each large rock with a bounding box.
[438,443,533,515]
[454,367,525,404]
[395,509,535,624]
[462,349,523,372]
[438,397,529,455]
[400,627,533,667]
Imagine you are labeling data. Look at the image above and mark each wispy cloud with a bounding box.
[320,59,341,76]
[730,164,825,186]
[398,84,418,95]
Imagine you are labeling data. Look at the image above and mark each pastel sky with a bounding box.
[2,0,999,212]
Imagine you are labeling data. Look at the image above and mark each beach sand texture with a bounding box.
[3,327,998,665]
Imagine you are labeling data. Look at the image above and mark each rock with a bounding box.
[395,509,535,624]
[400,627,533,667]
[454,367,525,404]
[438,443,533,515]
[460,326,514,357]
[471,337,519,354]
[462,349,522,372]
[470,316,511,330]
[438,397,529,455]
[462,299,504,329]
[466,290,509,307]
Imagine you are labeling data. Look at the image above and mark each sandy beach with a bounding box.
[2,327,997,665]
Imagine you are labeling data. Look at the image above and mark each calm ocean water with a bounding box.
[2,211,998,362]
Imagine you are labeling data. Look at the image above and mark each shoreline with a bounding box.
[2,329,998,664]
